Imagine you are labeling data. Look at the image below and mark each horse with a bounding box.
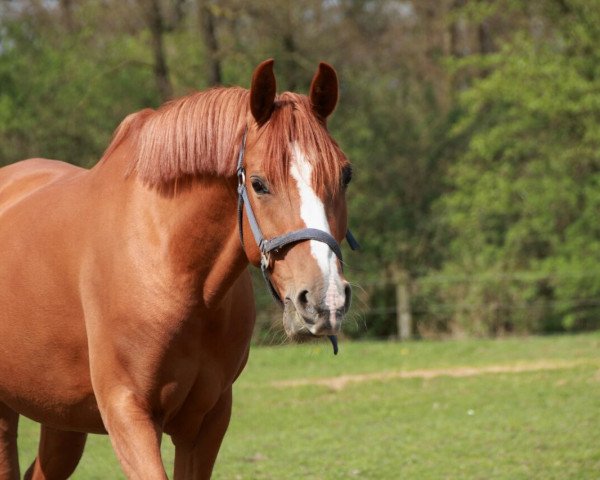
[0,59,354,479]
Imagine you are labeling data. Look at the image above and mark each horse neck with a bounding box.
[90,142,248,310]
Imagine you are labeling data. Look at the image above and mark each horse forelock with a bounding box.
[100,88,347,196]
[258,92,348,198]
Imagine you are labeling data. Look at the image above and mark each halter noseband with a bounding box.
[236,128,359,307]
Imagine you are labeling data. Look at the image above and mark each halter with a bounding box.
[236,128,359,352]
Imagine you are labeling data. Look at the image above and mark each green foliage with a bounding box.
[425,3,600,335]
[0,13,160,166]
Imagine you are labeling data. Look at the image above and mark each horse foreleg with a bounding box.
[23,425,86,480]
[172,388,232,480]
[0,401,19,480]
[98,387,168,480]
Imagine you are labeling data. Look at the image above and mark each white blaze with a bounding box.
[290,143,345,324]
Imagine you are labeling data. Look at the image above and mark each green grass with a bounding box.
[17,332,600,479]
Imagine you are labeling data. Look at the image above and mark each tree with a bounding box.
[423,0,600,335]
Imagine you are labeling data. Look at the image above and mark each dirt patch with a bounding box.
[272,359,596,391]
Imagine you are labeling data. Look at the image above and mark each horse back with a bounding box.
[0,158,84,215]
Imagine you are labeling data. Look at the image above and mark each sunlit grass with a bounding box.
[16,332,600,479]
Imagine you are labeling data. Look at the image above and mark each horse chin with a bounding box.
[282,301,316,343]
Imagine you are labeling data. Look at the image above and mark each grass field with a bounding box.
[16,332,600,479]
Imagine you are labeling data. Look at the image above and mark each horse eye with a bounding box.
[341,165,353,188]
[251,178,269,195]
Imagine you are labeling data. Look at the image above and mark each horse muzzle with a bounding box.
[283,283,351,340]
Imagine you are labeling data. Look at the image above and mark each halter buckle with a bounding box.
[260,251,271,270]
[237,167,246,187]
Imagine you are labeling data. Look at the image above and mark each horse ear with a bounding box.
[250,59,276,125]
[309,62,338,121]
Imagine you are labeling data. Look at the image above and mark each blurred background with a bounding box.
[1,0,599,342]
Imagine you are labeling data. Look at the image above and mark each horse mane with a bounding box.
[100,87,347,196]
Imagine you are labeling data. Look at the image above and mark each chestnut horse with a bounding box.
[0,59,353,479]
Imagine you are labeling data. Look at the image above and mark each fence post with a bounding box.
[396,272,412,341]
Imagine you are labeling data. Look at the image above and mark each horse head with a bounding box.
[238,59,353,343]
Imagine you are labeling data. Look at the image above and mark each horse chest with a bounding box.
[157,330,251,440]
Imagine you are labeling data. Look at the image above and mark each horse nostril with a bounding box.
[296,290,317,319]
[297,290,309,308]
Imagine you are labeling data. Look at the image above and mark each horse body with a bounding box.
[0,149,255,476]
[0,59,351,479]
[0,159,95,426]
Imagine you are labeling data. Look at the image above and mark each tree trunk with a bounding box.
[59,0,75,32]
[282,31,298,92]
[199,0,222,86]
[449,0,469,91]
[281,2,298,91]
[449,0,468,58]
[144,0,174,102]
[478,20,494,55]
[172,0,187,28]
